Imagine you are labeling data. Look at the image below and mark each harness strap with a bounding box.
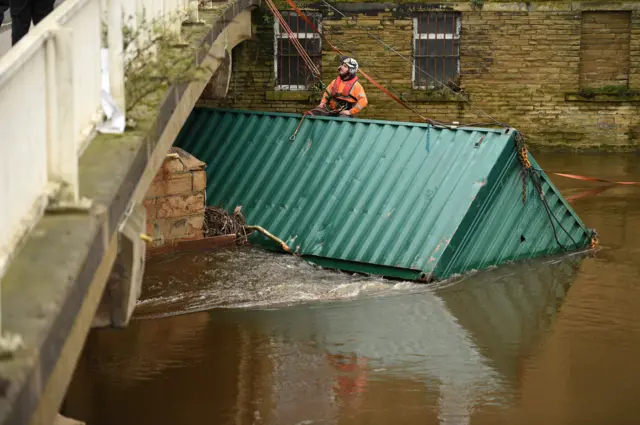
[331,76,358,98]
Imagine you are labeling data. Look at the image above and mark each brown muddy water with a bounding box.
[63,153,640,425]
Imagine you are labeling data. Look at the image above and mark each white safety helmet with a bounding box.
[341,57,359,75]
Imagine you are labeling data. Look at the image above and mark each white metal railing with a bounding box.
[0,0,192,334]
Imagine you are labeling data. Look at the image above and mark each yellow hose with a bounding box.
[244,225,292,253]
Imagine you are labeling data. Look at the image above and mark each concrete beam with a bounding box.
[91,203,146,329]
[0,1,259,424]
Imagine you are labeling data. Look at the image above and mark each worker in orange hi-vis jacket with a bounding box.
[309,57,368,118]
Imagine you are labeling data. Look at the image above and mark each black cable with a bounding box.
[527,169,578,250]
[527,170,566,251]
[319,0,510,129]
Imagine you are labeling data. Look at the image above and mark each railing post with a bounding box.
[166,0,183,38]
[107,0,126,116]
[187,0,200,23]
[137,0,156,62]
[46,27,80,205]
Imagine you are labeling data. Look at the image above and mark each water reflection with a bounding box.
[63,153,640,425]
[509,154,640,425]
[63,252,583,425]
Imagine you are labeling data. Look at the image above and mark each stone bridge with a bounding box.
[0,0,259,423]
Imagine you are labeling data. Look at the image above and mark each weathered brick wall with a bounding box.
[580,11,631,89]
[144,148,206,248]
[198,2,640,150]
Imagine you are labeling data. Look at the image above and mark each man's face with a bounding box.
[338,63,349,77]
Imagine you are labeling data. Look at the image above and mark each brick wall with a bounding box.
[580,11,631,89]
[144,148,206,248]
[197,1,640,150]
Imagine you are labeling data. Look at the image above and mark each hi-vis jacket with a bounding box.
[320,76,368,115]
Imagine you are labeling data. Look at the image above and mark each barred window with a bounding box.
[274,11,323,91]
[413,12,461,89]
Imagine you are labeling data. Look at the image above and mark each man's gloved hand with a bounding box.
[339,110,352,116]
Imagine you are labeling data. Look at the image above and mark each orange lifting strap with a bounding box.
[280,0,423,119]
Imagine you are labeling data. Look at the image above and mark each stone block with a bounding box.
[143,198,157,220]
[156,193,205,219]
[153,148,206,181]
[157,157,190,176]
[188,215,205,230]
[146,220,155,240]
[146,173,193,197]
[151,216,200,243]
[192,170,207,191]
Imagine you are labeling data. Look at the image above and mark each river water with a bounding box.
[63,153,640,425]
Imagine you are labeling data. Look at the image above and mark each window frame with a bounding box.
[412,12,462,90]
[273,11,323,91]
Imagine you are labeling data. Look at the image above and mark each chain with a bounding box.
[520,168,528,204]
[589,230,599,249]
[515,131,531,204]
[514,130,599,251]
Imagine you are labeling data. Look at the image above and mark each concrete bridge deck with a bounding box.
[0,0,258,423]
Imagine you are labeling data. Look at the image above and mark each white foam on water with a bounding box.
[134,246,432,319]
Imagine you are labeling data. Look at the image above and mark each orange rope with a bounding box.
[290,111,310,141]
[265,0,320,78]
[565,185,615,203]
[552,172,640,186]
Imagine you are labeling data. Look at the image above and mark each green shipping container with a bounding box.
[174,108,596,282]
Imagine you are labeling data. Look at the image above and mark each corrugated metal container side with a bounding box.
[434,148,593,280]
[174,108,594,282]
